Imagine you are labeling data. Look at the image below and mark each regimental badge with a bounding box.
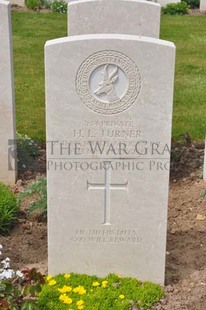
[76,50,141,115]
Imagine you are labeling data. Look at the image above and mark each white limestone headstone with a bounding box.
[9,0,24,6]
[45,34,175,285]
[68,0,161,38]
[156,0,180,6]
[0,0,16,185]
[200,0,206,11]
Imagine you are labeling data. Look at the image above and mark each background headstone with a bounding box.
[200,0,206,11]
[8,0,24,6]
[155,0,181,6]
[46,34,175,285]
[68,0,161,38]
[0,0,16,185]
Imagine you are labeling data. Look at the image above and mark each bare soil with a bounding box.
[0,141,206,309]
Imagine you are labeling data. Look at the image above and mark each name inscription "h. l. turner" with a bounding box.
[87,162,128,225]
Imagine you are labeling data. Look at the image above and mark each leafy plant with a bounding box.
[38,273,164,309]
[50,0,67,13]
[16,132,40,171]
[183,0,199,8]
[18,178,47,219]
[201,188,206,197]
[0,245,44,309]
[41,0,52,9]
[162,1,189,15]
[0,183,19,234]
[0,269,44,309]
[25,0,41,10]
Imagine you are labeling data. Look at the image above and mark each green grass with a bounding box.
[12,13,206,141]
[160,15,206,141]
[12,13,67,141]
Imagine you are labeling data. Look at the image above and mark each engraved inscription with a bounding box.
[87,162,128,225]
[76,50,141,115]
[71,229,142,244]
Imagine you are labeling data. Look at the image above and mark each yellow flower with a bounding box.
[77,306,84,310]
[77,300,84,306]
[46,275,52,281]
[59,294,66,301]
[101,280,108,288]
[64,273,71,279]
[117,275,122,278]
[59,294,72,304]
[73,285,86,295]
[58,285,72,293]
[92,281,100,287]
[119,294,125,299]
[48,279,56,286]
[64,297,72,305]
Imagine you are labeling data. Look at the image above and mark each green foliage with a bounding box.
[201,188,206,197]
[25,0,41,10]
[0,268,44,309]
[183,0,200,8]
[38,273,164,309]
[16,132,40,170]
[162,1,189,15]
[16,132,39,158]
[18,178,47,219]
[41,0,52,9]
[0,183,18,234]
[50,0,67,13]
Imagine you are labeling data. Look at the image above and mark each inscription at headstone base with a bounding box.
[46,34,175,284]
[0,0,16,185]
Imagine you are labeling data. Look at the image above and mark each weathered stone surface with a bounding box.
[45,34,175,284]
[0,0,16,185]
[68,0,161,38]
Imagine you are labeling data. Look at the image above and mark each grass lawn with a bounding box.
[12,12,67,141]
[161,15,206,141]
[12,13,206,142]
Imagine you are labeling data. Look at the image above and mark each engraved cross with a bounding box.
[87,163,128,225]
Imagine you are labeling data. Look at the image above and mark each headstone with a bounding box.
[46,34,175,285]
[9,0,24,6]
[156,0,180,6]
[200,0,206,11]
[0,0,16,185]
[68,0,161,38]
[146,0,181,6]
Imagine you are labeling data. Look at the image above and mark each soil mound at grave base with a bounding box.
[152,268,206,310]
[0,142,206,309]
